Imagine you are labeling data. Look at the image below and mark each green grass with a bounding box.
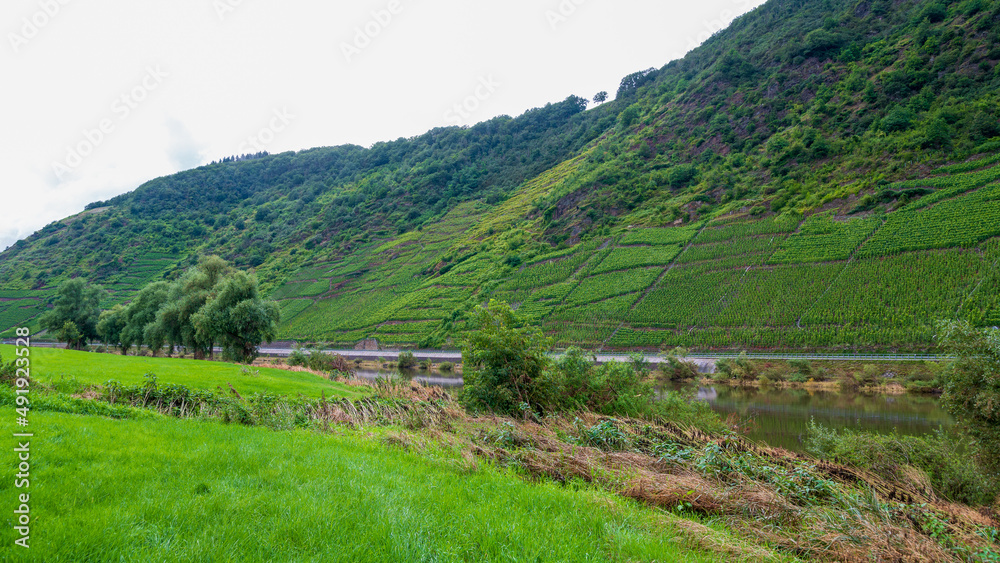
[0,410,723,562]
[0,345,364,400]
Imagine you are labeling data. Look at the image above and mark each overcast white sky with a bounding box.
[0,0,766,251]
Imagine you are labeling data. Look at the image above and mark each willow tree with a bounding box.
[154,256,232,359]
[40,278,105,350]
[192,270,280,364]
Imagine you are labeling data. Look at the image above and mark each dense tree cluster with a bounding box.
[39,279,103,350]
[41,256,280,363]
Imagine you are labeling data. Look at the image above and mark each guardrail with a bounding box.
[8,342,953,362]
[590,352,953,361]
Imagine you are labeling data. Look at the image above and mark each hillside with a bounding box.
[3,0,1000,351]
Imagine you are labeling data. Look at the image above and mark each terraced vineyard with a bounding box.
[236,154,1000,350]
[0,249,185,337]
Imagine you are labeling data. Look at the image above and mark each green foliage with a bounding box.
[0,384,155,420]
[0,351,16,385]
[667,164,698,188]
[771,214,882,263]
[695,442,836,505]
[715,353,756,381]
[286,348,307,367]
[576,418,630,451]
[859,181,1000,256]
[788,359,812,375]
[591,247,682,274]
[0,343,362,400]
[460,300,553,415]
[619,226,699,246]
[936,321,1000,473]
[120,280,171,355]
[397,350,417,369]
[806,419,998,506]
[564,269,660,305]
[191,269,281,363]
[39,278,104,349]
[660,348,700,381]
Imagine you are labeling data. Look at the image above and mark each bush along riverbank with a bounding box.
[655,349,949,394]
[2,309,999,562]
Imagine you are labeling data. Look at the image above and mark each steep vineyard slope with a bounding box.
[3,0,1000,351]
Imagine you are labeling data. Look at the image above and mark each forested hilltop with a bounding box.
[3,0,1000,350]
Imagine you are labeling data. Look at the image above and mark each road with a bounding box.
[15,341,952,372]
[256,348,953,374]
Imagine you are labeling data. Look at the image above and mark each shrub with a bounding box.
[0,352,16,385]
[668,164,698,188]
[438,361,454,372]
[459,300,553,416]
[287,349,308,367]
[576,419,629,451]
[788,359,812,375]
[806,420,998,506]
[759,367,786,383]
[937,321,1000,473]
[660,347,700,381]
[460,302,724,432]
[397,351,417,370]
[715,358,736,379]
[918,1,948,22]
[732,352,756,381]
[418,359,431,371]
[881,107,915,132]
[852,364,882,387]
[307,352,335,372]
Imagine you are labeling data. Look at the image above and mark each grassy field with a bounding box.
[0,345,364,400]
[0,409,728,562]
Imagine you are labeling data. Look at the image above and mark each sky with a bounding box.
[0,0,767,252]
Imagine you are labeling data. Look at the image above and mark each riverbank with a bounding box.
[693,357,946,394]
[4,345,997,562]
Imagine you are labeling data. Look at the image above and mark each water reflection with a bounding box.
[352,369,952,453]
[354,369,464,388]
[682,383,953,452]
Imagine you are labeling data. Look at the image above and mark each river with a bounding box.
[354,369,952,452]
[685,384,952,452]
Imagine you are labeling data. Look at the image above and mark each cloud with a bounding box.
[165,118,205,170]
